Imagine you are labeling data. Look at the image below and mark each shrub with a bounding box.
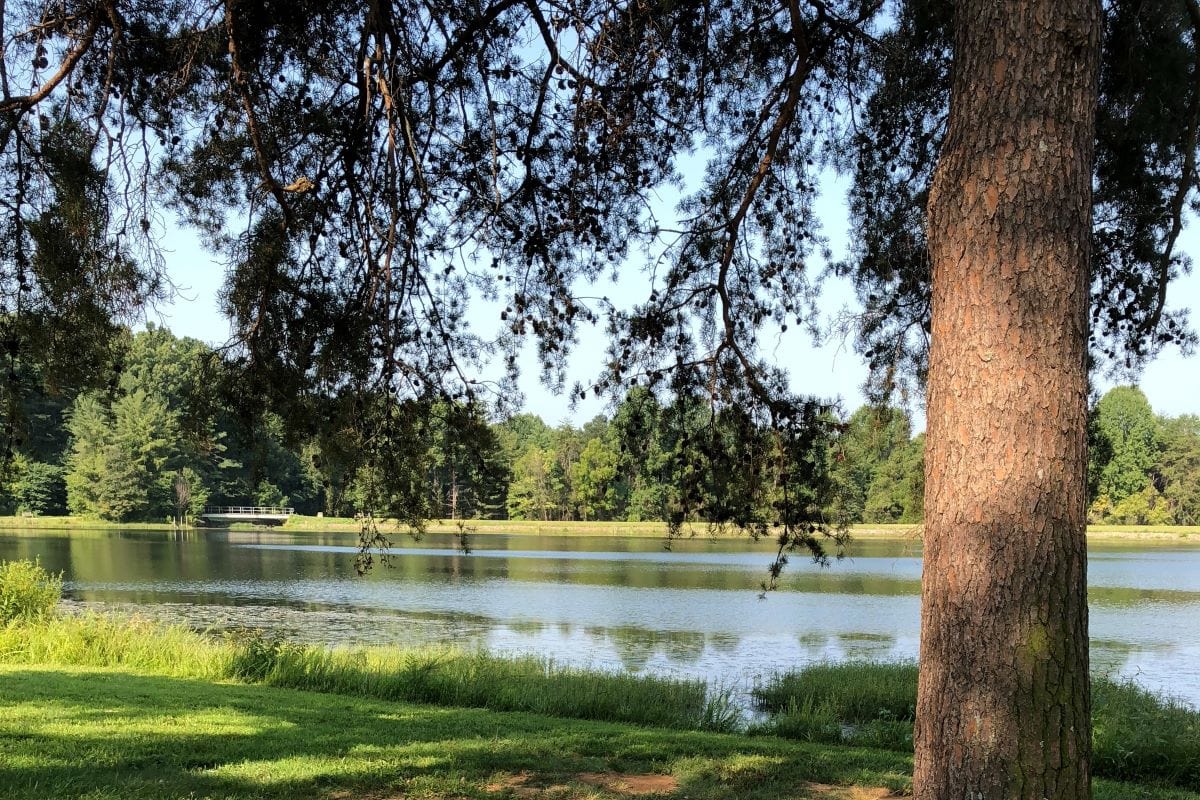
[0,558,62,623]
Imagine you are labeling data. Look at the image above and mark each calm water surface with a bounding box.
[3,528,1198,708]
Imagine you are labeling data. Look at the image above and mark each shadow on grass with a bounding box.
[4,667,1195,800]
[0,667,912,800]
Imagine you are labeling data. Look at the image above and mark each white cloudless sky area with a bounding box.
[148,173,1200,430]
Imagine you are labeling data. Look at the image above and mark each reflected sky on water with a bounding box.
[3,528,1198,708]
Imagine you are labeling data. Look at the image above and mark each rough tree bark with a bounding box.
[916,1,1100,799]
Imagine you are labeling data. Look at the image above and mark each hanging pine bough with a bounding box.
[842,0,1200,401]
[0,0,878,566]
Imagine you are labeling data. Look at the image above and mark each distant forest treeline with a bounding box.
[0,327,1192,527]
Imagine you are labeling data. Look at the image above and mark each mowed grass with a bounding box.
[0,664,911,800]
[3,665,1197,800]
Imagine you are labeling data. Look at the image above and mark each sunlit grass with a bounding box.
[5,665,1195,800]
[0,613,231,679]
[0,613,733,731]
[0,664,920,800]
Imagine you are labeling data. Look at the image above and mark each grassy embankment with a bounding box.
[3,662,915,800]
[3,616,1200,800]
[1,513,1198,541]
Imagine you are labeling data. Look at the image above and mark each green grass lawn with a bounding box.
[3,664,1196,800]
[0,664,911,800]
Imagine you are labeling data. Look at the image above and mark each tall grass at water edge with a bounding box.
[0,614,738,730]
[0,557,737,731]
[753,660,1200,791]
[226,633,740,730]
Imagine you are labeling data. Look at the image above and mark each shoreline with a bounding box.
[0,514,1195,542]
[1,611,1195,800]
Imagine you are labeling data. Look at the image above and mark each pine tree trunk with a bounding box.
[917,1,1099,798]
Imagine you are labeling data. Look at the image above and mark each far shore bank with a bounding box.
[0,514,1196,542]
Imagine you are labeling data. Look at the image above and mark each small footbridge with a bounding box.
[199,506,295,527]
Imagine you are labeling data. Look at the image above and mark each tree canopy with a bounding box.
[0,0,1194,534]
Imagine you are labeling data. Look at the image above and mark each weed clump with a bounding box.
[0,558,61,623]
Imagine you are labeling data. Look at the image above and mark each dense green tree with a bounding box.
[863,434,925,524]
[121,328,244,505]
[506,447,556,521]
[1092,386,1162,507]
[1,455,67,516]
[572,436,619,521]
[254,480,288,508]
[121,326,225,448]
[103,389,181,521]
[826,406,913,524]
[426,403,509,519]
[547,425,586,520]
[64,393,113,518]
[610,389,670,522]
[496,415,555,459]
[1158,415,1200,525]
[65,380,186,521]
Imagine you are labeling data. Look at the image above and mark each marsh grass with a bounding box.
[0,613,231,678]
[1093,678,1200,789]
[2,613,732,731]
[753,661,918,721]
[232,634,734,730]
[754,660,1200,791]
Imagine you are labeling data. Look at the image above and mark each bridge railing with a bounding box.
[200,506,295,516]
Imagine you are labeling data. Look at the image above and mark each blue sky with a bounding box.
[148,182,1200,428]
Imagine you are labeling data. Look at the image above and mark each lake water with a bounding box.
[3,528,1199,709]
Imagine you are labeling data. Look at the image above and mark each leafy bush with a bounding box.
[6,459,68,516]
[0,559,62,623]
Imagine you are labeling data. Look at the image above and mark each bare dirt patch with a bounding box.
[482,770,678,797]
[804,783,907,799]
[576,771,679,795]
[485,772,533,793]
